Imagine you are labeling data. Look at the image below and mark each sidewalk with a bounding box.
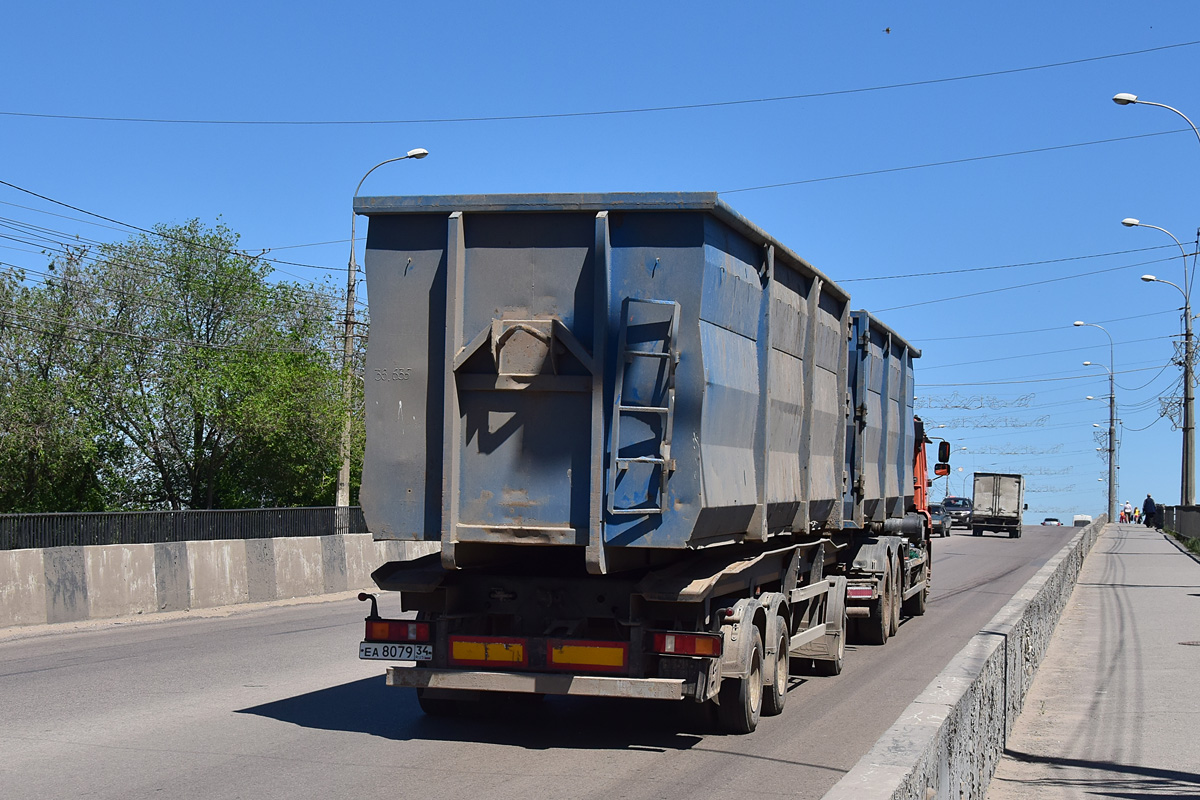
[985,523,1200,799]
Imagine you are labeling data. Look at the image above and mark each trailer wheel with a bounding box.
[902,558,928,617]
[1009,527,1020,539]
[860,573,890,646]
[717,627,764,734]
[762,626,789,717]
[972,526,984,536]
[888,559,902,637]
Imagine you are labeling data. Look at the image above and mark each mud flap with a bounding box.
[794,576,847,661]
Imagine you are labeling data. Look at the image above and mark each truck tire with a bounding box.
[762,625,789,717]
[888,559,901,637]
[717,627,764,734]
[902,558,929,617]
[1009,527,1020,539]
[972,526,983,536]
[860,573,891,646]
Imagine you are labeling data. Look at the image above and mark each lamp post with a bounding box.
[1114,91,1200,504]
[336,148,430,511]
[1138,271,1194,505]
[1077,321,1117,522]
[1112,93,1200,149]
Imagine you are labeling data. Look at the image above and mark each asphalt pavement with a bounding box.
[985,523,1200,799]
[0,525,1078,800]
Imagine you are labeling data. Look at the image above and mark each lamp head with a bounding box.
[406,148,430,159]
[1112,93,1138,105]
[1141,274,1157,283]
[1087,395,1095,400]
[1073,320,1086,327]
[1122,218,1140,228]
[1083,361,1093,366]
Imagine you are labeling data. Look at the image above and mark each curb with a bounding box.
[1161,529,1200,566]
[821,516,1106,800]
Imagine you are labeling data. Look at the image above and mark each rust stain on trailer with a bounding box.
[501,488,541,510]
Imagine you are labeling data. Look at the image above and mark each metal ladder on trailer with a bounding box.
[607,298,680,515]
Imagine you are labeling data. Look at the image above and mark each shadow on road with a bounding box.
[236,675,706,751]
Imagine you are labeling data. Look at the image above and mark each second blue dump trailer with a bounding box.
[354,193,936,733]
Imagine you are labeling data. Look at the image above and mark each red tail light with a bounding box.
[650,632,723,657]
[365,620,430,643]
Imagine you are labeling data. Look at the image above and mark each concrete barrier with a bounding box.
[0,534,437,630]
[822,516,1106,800]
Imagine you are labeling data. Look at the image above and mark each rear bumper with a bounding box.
[386,666,687,700]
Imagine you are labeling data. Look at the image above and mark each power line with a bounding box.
[839,244,1177,282]
[721,130,1188,194]
[0,178,336,276]
[0,197,349,261]
[1,41,1194,126]
[876,254,1182,313]
[0,213,352,310]
[3,308,341,357]
[920,334,1172,371]
[919,362,1172,387]
[908,309,1178,343]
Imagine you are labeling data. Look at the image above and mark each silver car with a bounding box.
[942,496,973,528]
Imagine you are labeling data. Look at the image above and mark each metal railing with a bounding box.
[1159,505,1200,541]
[0,507,369,551]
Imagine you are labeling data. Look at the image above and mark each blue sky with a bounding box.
[3,1,1199,516]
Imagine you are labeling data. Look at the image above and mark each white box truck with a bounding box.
[971,472,1026,538]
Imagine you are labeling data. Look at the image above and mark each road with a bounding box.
[1,524,1079,800]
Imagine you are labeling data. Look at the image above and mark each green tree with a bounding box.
[0,256,129,511]
[71,219,345,509]
[0,220,351,511]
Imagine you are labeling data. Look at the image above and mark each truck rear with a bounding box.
[971,472,1026,538]
[353,193,935,732]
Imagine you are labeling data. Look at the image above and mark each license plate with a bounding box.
[359,641,433,661]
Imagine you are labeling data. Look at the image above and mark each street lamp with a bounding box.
[337,148,430,511]
[1112,93,1200,150]
[1115,91,1200,505]
[1076,322,1117,522]
[1139,270,1194,506]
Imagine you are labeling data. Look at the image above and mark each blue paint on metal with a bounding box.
[358,194,913,561]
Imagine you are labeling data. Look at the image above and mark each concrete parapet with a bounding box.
[244,538,277,603]
[84,544,157,619]
[0,548,47,626]
[154,542,190,612]
[187,540,250,609]
[43,546,88,624]
[273,536,325,599]
[0,532,437,631]
[343,533,374,589]
[822,516,1105,800]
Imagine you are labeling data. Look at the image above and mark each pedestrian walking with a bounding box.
[1143,494,1157,528]
[1122,500,1133,524]
[1133,507,1141,524]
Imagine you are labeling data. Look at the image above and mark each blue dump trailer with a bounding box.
[355,193,939,733]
